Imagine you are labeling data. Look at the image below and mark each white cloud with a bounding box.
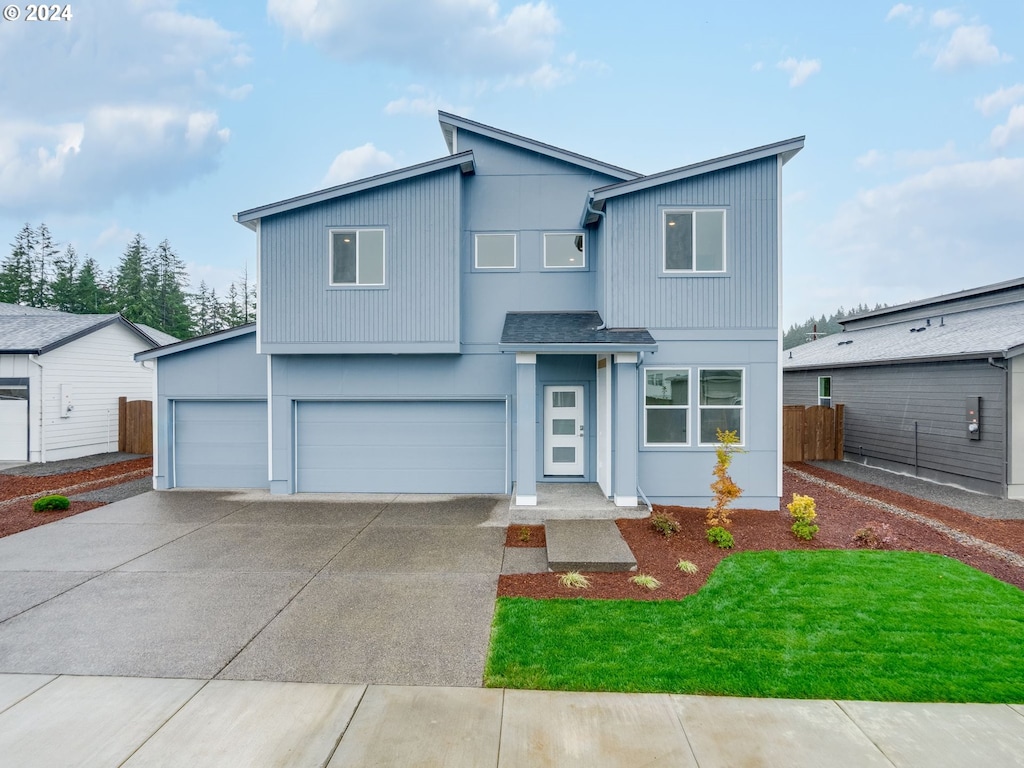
[751,61,764,72]
[933,25,1011,70]
[0,0,248,213]
[886,4,922,24]
[776,57,821,87]
[975,84,1024,117]
[930,9,962,28]
[815,158,1024,304]
[322,144,398,187]
[855,141,958,171]
[0,106,229,212]
[385,94,459,116]
[95,223,137,250]
[991,105,1024,149]
[267,0,562,79]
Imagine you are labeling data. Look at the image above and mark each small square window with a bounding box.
[330,229,385,286]
[475,233,516,269]
[544,233,585,268]
[664,209,725,273]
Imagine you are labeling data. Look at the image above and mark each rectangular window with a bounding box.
[330,229,385,286]
[644,368,689,445]
[544,232,585,268]
[664,209,726,272]
[475,233,516,269]
[699,369,743,444]
[818,376,832,407]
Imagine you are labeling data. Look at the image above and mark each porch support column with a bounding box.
[515,352,537,505]
[613,352,639,507]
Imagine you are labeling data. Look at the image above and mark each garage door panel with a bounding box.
[0,400,28,461]
[174,400,268,489]
[296,400,506,493]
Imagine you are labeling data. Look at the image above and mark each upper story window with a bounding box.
[475,233,517,269]
[330,229,385,286]
[664,209,726,272]
[544,233,585,268]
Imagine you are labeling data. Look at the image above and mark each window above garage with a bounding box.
[330,229,385,287]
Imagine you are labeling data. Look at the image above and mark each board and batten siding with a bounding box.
[38,323,154,461]
[784,361,1007,493]
[260,168,461,350]
[600,157,778,331]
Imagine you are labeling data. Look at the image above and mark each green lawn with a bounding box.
[486,550,1024,702]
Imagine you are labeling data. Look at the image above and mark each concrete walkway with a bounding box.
[2,674,1023,767]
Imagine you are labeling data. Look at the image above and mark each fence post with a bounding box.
[834,404,844,460]
[118,396,127,452]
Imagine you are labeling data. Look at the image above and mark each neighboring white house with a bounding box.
[0,303,175,462]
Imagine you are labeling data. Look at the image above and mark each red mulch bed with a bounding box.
[498,467,1024,601]
[504,524,546,548]
[0,458,152,538]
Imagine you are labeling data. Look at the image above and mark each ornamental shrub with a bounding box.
[706,429,744,529]
[650,512,681,538]
[706,525,734,549]
[787,493,819,541]
[854,522,894,549]
[33,495,70,512]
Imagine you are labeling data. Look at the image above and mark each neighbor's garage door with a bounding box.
[0,395,28,461]
[173,400,268,488]
[296,400,506,493]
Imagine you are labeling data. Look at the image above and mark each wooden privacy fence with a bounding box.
[783,404,844,462]
[118,397,153,455]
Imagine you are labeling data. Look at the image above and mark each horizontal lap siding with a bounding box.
[295,400,506,493]
[602,158,777,330]
[792,362,1006,485]
[261,169,460,346]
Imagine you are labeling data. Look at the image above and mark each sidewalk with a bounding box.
[2,674,1023,767]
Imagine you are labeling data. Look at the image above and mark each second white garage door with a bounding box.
[295,400,507,493]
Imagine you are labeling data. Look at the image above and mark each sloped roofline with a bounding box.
[0,313,160,355]
[586,136,805,216]
[234,151,476,230]
[134,323,255,361]
[840,276,1024,326]
[438,111,641,181]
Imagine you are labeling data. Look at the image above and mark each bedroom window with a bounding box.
[475,233,517,269]
[544,233,585,268]
[664,209,726,272]
[330,229,385,286]
[644,368,689,445]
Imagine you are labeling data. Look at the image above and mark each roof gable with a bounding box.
[135,323,256,361]
[0,303,160,354]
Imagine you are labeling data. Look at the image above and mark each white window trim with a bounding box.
[697,367,745,447]
[663,208,727,274]
[474,233,517,270]
[543,232,586,269]
[818,375,832,407]
[643,366,690,447]
[328,228,386,287]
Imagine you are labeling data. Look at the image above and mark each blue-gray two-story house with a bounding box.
[137,113,803,511]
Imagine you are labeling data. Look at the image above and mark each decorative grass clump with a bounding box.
[33,495,70,513]
[629,573,662,591]
[676,560,699,575]
[485,550,1024,703]
[558,571,591,590]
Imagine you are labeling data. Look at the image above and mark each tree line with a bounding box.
[783,303,889,350]
[0,223,255,341]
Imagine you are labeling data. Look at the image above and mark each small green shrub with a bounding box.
[33,495,70,513]
[650,512,680,538]
[559,571,591,589]
[630,573,661,590]
[676,559,699,574]
[518,527,531,542]
[787,493,819,541]
[706,526,734,549]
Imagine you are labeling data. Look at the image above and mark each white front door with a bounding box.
[543,385,585,476]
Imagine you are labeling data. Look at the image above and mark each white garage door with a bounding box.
[0,395,28,461]
[296,400,507,493]
[173,400,268,488]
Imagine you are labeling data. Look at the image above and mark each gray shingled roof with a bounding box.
[784,300,1024,369]
[0,302,158,354]
[501,311,656,347]
[134,323,180,347]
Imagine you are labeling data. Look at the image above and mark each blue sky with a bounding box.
[1,0,1021,326]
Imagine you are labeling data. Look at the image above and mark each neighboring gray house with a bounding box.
[784,278,1024,498]
[0,303,170,462]
[137,113,803,510]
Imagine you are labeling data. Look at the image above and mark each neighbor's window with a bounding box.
[330,229,385,286]
[818,376,832,407]
[544,233,585,268]
[699,368,743,444]
[644,368,689,445]
[475,233,517,269]
[664,209,726,272]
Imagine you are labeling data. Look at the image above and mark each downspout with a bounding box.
[28,354,44,462]
[636,351,645,511]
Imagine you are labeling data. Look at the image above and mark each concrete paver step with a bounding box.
[544,519,637,572]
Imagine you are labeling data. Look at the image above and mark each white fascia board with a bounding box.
[134,324,256,361]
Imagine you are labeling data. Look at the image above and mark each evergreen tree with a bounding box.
[113,234,157,327]
[50,244,79,312]
[223,281,245,327]
[0,224,36,304]
[30,223,58,308]
[74,257,113,314]
[151,240,192,339]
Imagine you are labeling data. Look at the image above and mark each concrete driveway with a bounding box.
[0,491,509,687]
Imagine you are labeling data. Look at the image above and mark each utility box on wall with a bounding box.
[60,384,73,418]
[966,396,981,440]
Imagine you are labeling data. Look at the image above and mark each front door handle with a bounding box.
[579,424,584,436]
